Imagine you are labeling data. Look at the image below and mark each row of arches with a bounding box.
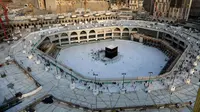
[49,27,139,45]
[56,28,138,38]
[11,16,118,29]
[152,19,174,24]
[114,28,138,32]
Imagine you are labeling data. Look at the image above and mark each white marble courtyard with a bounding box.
[57,40,168,79]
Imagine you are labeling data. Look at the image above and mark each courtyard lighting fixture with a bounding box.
[122,73,126,89]
[34,36,37,40]
[93,89,99,96]
[5,56,11,61]
[169,85,176,92]
[196,55,200,60]
[193,61,198,67]
[45,66,50,72]
[22,50,26,54]
[28,54,33,59]
[35,60,41,65]
[13,37,18,40]
[120,88,126,94]
[93,73,98,90]
[23,45,27,49]
[55,75,61,80]
[29,40,32,44]
[70,82,76,90]
[185,79,191,84]
[145,87,151,93]
[148,72,153,87]
[190,69,195,74]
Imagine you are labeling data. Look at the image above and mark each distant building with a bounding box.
[190,0,200,18]
[36,0,108,13]
[117,8,133,20]
[111,0,144,12]
[153,0,193,22]
[129,0,143,11]
[143,0,154,14]
[153,0,170,18]
[37,0,46,10]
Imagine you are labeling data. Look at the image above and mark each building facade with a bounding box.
[153,0,193,22]
[8,14,117,29]
[143,0,154,14]
[129,0,144,11]
[37,0,108,13]
[37,0,46,10]
[190,0,200,18]
[110,0,144,12]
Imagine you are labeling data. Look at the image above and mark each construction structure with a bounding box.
[0,0,10,41]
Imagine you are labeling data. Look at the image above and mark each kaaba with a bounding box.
[105,45,118,59]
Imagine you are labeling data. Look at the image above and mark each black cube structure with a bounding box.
[105,45,118,59]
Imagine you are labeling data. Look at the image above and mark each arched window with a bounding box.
[89,30,95,34]
[55,34,59,38]
[123,28,129,32]
[80,31,87,35]
[114,28,121,32]
[71,32,78,36]
[61,33,68,37]
[132,28,138,31]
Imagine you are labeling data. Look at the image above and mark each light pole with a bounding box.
[93,73,98,90]
[148,72,153,86]
[122,73,126,89]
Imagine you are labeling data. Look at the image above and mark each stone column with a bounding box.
[156,31,159,38]
[104,29,106,40]
[87,31,89,42]
[78,32,80,43]
[59,34,61,46]
[68,32,71,44]
[112,30,114,39]
[96,32,98,40]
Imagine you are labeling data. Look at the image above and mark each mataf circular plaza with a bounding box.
[3,19,200,112]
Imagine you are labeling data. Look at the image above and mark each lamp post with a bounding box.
[148,72,153,86]
[93,73,98,90]
[122,73,126,89]
[55,60,58,75]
